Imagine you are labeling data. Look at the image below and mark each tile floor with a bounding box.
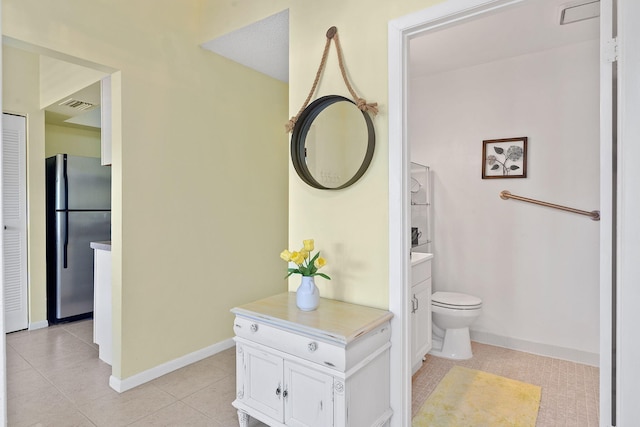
[412,341,600,426]
[6,320,255,427]
[7,320,599,426]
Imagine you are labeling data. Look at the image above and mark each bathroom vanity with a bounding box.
[411,252,433,374]
[231,292,393,427]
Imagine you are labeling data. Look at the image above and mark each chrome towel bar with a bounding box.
[500,190,600,221]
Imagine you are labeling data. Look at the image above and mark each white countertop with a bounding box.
[90,241,111,251]
[232,292,393,345]
[411,252,433,266]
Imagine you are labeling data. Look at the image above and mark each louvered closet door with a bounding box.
[3,113,28,333]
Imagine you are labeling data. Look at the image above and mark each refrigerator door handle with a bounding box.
[54,153,69,211]
[63,154,69,210]
[62,155,69,269]
[62,211,69,269]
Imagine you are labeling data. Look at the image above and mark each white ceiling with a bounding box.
[200,9,289,82]
[197,1,598,85]
[409,0,599,78]
[45,81,102,129]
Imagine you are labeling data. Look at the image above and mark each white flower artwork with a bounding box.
[482,137,528,179]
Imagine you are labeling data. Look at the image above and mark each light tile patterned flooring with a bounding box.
[6,320,255,427]
[412,341,600,426]
[7,320,599,426]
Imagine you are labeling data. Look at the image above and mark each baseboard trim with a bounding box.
[470,330,599,367]
[29,320,49,330]
[109,338,235,393]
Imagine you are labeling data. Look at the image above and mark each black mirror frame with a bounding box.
[290,95,375,190]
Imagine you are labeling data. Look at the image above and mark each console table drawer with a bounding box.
[234,316,345,370]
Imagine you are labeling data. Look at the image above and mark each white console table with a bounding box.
[231,292,393,427]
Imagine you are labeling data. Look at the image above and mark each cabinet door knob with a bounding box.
[283,389,288,398]
[276,385,281,396]
[308,342,318,352]
[250,323,259,333]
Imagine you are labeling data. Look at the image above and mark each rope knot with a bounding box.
[356,98,379,116]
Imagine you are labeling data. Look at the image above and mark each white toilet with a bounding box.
[430,291,482,360]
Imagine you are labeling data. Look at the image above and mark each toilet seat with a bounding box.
[432,291,482,310]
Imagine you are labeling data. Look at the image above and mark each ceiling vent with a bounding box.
[559,1,600,25]
[58,98,96,111]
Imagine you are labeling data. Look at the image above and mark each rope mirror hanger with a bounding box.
[285,26,378,133]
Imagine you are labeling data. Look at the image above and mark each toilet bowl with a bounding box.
[430,291,482,360]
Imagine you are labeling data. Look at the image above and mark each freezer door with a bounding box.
[57,154,111,210]
[54,211,111,320]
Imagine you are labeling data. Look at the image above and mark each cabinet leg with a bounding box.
[237,410,250,427]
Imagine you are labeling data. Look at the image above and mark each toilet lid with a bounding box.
[432,291,482,309]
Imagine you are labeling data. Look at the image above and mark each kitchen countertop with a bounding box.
[90,241,112,251]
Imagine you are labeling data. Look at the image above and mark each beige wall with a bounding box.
[2,45,48,325]
[45,123,101,158]
[4,0,444,382]
[201,1,441,309]
[4,0,288,379]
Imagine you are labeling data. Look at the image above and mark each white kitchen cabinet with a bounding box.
[90,241,112,365]
[100,76,112,166]
[232,292,393,427]
[411,253,433,374]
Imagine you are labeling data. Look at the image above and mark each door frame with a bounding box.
[599,0,614,423]
[387,0,619,425]
[1,11,7,421]
[612,1,640,424]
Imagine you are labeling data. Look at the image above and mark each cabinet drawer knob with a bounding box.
[307,342,318,352]
[250,323,259,333]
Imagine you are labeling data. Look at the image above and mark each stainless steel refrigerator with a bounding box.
[46,154,111,324]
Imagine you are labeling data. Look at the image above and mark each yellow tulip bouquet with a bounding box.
[280,239,331,280]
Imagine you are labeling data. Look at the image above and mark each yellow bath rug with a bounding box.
[413,366,541,427]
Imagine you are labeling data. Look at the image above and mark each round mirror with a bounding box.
[291,95,375,190]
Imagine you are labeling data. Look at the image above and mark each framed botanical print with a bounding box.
[482,137,527,179]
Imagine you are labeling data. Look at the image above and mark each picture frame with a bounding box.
[482,137,528,179]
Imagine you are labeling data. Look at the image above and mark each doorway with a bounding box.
[1,40,119,419]
[409,0,600,363]
[388,0,617,425]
